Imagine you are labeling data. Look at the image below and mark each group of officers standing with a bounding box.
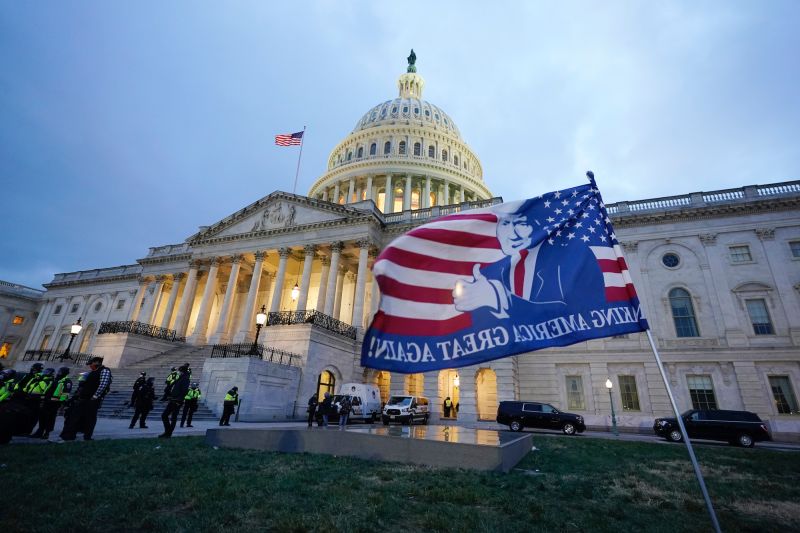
[0,357,240,444]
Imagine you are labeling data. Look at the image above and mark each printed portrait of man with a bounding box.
[452,201,605,319]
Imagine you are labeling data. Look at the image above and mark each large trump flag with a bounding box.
[361,178,649,373]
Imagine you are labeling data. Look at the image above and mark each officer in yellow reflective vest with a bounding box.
[31,367,71,439]
[0,369,17,402]
[219,386,238,426]
[24,367,54,434]
[180,383,202,428]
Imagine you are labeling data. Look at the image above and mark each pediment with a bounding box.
[187,192,372,243]
[732,281,773,293]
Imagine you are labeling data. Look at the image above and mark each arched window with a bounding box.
[357,147,364,158]
[347,151,352,161]
[442,150,448,162]
[428,145,435,158]
[669,288,700,337]
[384,141,391,155]
[369,143,377,156]
[413,142,421,156]
[399,141,406,155]
[316,370,336,401]
[453,155,459,166]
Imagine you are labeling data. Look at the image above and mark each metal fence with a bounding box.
[23,350,95,366]
[210,343,301,367]
[266,310,357,339]
[98,321,185,342]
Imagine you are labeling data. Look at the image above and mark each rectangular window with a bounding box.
[70,303,79,313]
[729,245,753,263]
[746,299,774,335]
[769,376,798,414]
[687,375,717,410]
[117,299,126,310]
[565,376,585,410]
[619,375,641,411]
[0,342,10,358]
[40,335,50,350]
[54,305,62,315]
[12,316,24,325]
[790,241,800,258]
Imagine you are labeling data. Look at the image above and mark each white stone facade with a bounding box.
[14,60,800,438]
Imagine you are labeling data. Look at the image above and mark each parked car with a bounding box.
[653,409,771,448]
[496,401,585,435]
[382,395,430,425]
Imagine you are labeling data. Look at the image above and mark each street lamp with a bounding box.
[291,282,300,302]
[605,378,619,436]
[61,317,83,360]
[248,305,267,355]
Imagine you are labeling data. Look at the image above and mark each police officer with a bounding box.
[59,356,112,441]
[31,367,71,439]
[219,386,238,426]
[13,362,43,399]
[130,372,146,407]
[180,382,202,428]
[24,367,55,435]
[0,369,17,402]
[162,367,179,401]
[129,377,155,429]
[158,364,189,438]
[306,394,318,428]
[443,396,453,418]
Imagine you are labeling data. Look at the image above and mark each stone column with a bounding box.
[128,277,149,322]
[189,258,220,344]
[323,242,343,316]
[141,275,166,325]
[46,299,70,350]
[460,186,465,203]
[270,248,290,312]
[351,240,371,329]
[443,180,451,205]
[321,189,328,201]
[370,258,380,321]
[347,178,355,204]
[383,174,393,213]
[424,176,431,208]
[159,272,184,330]
[173,262,200,336]
[297,245,316,310]
[316,257,331,312]
[403,174,412,211]
[234,251,266,343]
[366,175,374,201]
[333,267,346,320]
[333,182,341,204]
[24,299,53,352]
[210,255,242,344]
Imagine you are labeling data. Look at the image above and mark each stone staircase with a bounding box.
[97,343,219,421]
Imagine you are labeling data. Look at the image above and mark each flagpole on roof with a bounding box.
[292,125,306,195]
[590,169,720,533]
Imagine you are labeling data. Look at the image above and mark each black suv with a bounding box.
[497,401,586,435]
[653,409,771,448]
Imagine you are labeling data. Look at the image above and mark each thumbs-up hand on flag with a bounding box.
[453,264,505,316]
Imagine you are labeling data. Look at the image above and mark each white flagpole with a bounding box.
[292,125,306,195]
[646,329,721,533]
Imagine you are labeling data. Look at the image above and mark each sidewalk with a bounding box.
[11,416,800,452]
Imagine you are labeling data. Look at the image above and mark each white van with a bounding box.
[337,383,382,423]
[382,395,430,425]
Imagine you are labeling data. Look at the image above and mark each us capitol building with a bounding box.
[7,55,800,439]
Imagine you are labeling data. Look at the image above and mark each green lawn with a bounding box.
[2,435,798,532]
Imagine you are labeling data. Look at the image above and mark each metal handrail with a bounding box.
[266,310,357,340]
[98,321,185,342]
[23,350,94,366]
[210,343,302,367]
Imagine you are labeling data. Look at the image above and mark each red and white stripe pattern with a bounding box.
[590,244,637,302]
[371,211,503,336]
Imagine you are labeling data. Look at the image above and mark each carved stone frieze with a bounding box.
[251,202,297,231]
[755,227,775,241]
[304,244,317,256]
[254,251,267,262]
[699,233,718,246]
[620,241,638,253]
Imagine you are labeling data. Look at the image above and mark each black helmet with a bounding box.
[30,362,44,372]
[170,367,176,371]
[232,386,238,391]
[191,382,198,388]
[56,367,70,378]
[1,369,16,380]
[42,368,56,377]
[140,372,146,376]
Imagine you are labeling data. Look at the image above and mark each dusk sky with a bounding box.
[2,2,799,289]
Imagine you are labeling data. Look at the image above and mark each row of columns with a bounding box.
[129,240,378,346]
[318,174,476,213]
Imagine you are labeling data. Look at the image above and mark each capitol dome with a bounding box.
[308,51,493,213]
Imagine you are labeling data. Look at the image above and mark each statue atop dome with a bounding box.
[407,49,417,73]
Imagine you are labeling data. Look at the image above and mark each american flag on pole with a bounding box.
[275,131,304,146]
[362,176,648,373]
